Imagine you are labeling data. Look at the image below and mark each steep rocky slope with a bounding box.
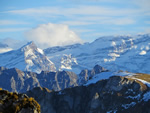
[0,65,106,92]
[0,66,78,92]
[0,42,55,73]
[26,76,150,113]
[0,88,40,113]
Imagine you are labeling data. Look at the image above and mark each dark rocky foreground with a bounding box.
[26,76,150,113]
[0,88,40,113]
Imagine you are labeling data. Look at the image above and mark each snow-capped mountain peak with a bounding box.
[44,34,150,74]
[20,41,37,52]
[0,41,56,73]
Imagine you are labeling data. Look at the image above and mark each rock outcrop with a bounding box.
[0,66,78,92]
[79,65,108,84]
[0,65,107,93]
[0,88,40,113]
[26,76,150,113]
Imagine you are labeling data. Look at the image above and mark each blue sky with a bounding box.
[0,0,150,48]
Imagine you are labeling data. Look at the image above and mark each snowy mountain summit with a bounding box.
[0,34,150,74]
[0,41,56,73]
[44,34,150,74]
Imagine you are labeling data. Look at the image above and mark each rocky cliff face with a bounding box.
[0,66,78,92]
[26,76,150,113]
[37,70,78,91]
[0,88,40,113]
[0,65,106,92]
[0,67,40,92]
[79,65,108,84]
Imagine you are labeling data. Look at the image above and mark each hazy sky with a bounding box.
[0,0,150,48]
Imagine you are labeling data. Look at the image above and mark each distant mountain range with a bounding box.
[44,34,150,74]
[0,34,150,74]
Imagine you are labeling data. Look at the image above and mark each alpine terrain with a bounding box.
[0,34,150,113]
[44,34,150,74]
[0,41,55,73]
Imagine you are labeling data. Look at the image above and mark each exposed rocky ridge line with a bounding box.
[44,43,81,54]
[0,65,105,93]
[0,88,40,113]
[26,76,150,113]
[0,67,77,93]
[79,65,108,84]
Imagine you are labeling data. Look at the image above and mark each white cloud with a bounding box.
[78,17,135,25]
[133,0,150,12]
[25,23,83,48]
[145,21,150,24]
[5,5,138,27]
[143,27,150,34]
[0,28,28,32]
[102,18,135,25]
[6,7,60,16]
[2,38,27,49]
[0,20,29,25]
[62,21,94,26]
[6,6,138,17]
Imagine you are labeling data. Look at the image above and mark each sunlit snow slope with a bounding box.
[44,34,150,74]
[0,41,56,73]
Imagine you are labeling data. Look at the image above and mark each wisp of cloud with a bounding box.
[25,23,83,49]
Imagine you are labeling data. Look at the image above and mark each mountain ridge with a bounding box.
[0,41,56,73]
[26,75,150,113]
[0,65,109,93]
[44,34,150,74]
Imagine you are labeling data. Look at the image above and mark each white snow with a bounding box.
[0,42,56,73]
[122,102,136,109]
[37,48,44,54]
[143,91,150,101]
[145,46,149,50]
[1,34,150,75]
[139,50,146,55]
[59,54,78,71]
[136,79,150,87]
[0,48,13,53]
[125,94,141,100]
[115,71,134,77]
[128,77,150,87]
[108,53,120,57]
[111,41,116,46]
[25,59,34,66]
[84,72,113,86]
